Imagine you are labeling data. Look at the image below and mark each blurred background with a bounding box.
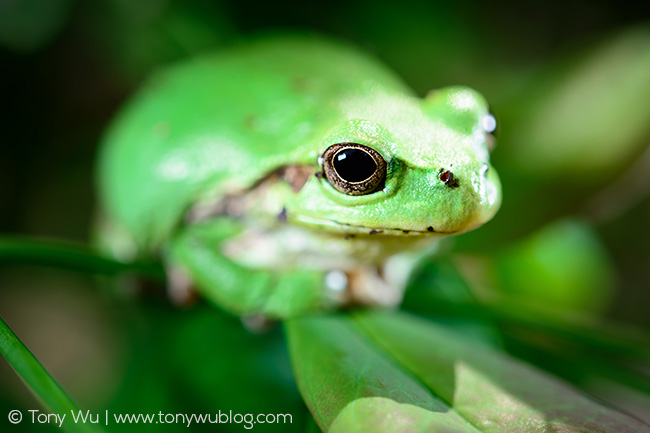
[1,0,650,431]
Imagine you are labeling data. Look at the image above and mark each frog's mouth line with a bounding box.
[293,214,457,236]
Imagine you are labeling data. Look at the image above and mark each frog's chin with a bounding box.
[291,214,458,237]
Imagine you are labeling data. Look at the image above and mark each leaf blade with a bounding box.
[355,310,650,433]
[285,313,482,433]
[0,316,108,433]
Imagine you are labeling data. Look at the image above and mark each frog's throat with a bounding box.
[292,214,457,237]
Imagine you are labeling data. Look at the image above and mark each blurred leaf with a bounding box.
[405,258,650,363]
[0,316,107,433]
[101,300,306,433]
[88,0,234,80]
[0,0,72,52]
[504,26,650,179]
[0,237,164,280]
[492,218,614,312]
[355,310,650,433]
[597,192,650,329]
[582,144,650,224]
[168,306,306,427]
[286,314,481,433]
[495,321,650,398]
[408,292,650,394]
[304,416,323,433]
[403,256,650,407]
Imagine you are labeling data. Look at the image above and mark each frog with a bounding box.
[96,35,501,319]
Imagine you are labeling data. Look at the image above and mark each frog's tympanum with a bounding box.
[98,36,501,318]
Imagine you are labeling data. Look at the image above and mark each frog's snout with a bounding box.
[402,165,501,234]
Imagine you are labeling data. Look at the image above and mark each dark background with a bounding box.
[1,0,650,431]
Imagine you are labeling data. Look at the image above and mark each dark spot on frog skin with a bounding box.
[277,207,287,222]
[369,229,384,235]
[402,230,410,234]
[427,226,435,232]
[283,165,313,192]
[244,115,258,130]
[344,234,356,240]
[438,169,459,188]
[292,77,309,93]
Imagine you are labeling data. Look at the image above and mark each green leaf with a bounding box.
[355,310,650,433]
[285,313,482,433]
[404,258,650,362]
[494,322,650,398]
[405,283,650,397]
[503,26,650,179]
[0,316,108,433]
[492,219,615,312]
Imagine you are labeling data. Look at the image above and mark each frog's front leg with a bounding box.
[345,250,429,308]
[166,218,345,319]
[345,265,402,307]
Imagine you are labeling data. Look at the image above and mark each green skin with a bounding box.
[98,36,501,318]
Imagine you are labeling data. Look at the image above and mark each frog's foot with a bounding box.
[346,266,404,308]
[166,264,199,307]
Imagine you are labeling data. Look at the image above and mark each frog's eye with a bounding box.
[322,143,387,195]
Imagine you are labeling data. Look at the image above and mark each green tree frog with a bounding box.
[97,35,501,318]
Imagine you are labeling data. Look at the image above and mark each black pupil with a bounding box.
[334,148,377,183]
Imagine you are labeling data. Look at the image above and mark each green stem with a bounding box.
[0,237,164,280]
[0,316,109,433]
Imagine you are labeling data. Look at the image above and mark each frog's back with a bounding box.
[98,35,412,250]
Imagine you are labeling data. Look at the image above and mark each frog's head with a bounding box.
[287,86,501,237]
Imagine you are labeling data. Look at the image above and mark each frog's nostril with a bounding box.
[438,169,459,188]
